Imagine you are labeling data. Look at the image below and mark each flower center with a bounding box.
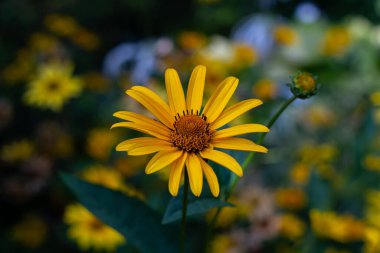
[47,81,60,91]
[170,111,213,153]
[89,218,104,231]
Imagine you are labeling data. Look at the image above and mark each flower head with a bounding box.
[24,63,82,111]
[64,203,125,252]
[288,72,318,99]
[112,65,269,197]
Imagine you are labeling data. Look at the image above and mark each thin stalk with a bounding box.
[205,95,297,252]
[180,170,189,253]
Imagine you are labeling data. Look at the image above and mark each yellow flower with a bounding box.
[207,205,239,228]
[303,104,336,129]
[81,165,144,200]
[275,188,307,210]
[252,79,278,101]
[364,227,380,253]
[363,155,380,172]
[87,129,119,161]
[28,32,59,52]
[44,14,79,37]
[290,162,310,184]
[273,25,298,46]
[12,215,47,249]
[24,63,83,111]
[279,214,306,240]
[365,191,380,229]
[232,43,258,68]
[310,209,366,243]
[209,234,236,253]
[322,26,351,56]
[64,203,125,252]
[71,28,100,51]
[1,140,34,163]
[370,91,380,106]
[178,31,207,50]
[112,65,269,197]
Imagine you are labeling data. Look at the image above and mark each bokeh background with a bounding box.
[1,0,380,252]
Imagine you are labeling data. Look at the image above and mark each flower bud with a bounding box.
[288,72,319,99]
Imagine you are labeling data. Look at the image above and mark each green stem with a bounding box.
[205,95,297,252]
[180,170,189,253]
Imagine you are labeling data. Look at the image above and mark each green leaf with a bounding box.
[60,173,178,253]
[162,190,233,224]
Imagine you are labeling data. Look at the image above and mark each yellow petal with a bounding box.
[211,99,263,129]
[212,137,268,153]
[165,68,186,115]
[168,152,187,196]
[199,158,219,197]
[203,77,238,123]
[145,148,182,174]
[186,65,206,112]
[128,140,173,156]
[200,149,243,177]
[113,111,169,133]
[186,153,203,197]
[116,137,162,151]
[126,86,173,128]
[214,124,269,139]
[111,122,169,140]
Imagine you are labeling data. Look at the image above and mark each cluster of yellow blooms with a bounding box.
[310,209,366,243]
[1,140,34,163]
[64,165,146,251]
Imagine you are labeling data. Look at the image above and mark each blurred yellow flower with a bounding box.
[363,155,380,172]
[81,165,144,200]
[303,104,336,129]
[299,143,338,165]
[232,43,258,68]
[87,129,119,161]
[28,32,59,53]
[252,79,278,101]
[210,234,236,253]
[290,162,310,184]
[370,91,380,106]
[275,188,307,210]
[365,191,380,229]
[71,28,100,51]
[1,140,34,163]
[24,63,83,111]
[12,214,47,249]
[322,26,351,56]
[64,203,125,252]
[310,209,366,243]
[112,65,269,197]
[279,214,306,240]
[178,31,207,50]
[207,205,239,228]
[273,25,299,46]
[44,14,79,37]
[364,227,380,253]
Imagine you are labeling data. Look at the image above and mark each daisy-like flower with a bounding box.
[112,65,269,197]
[24,63,82,111]
[64,203,125,252]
